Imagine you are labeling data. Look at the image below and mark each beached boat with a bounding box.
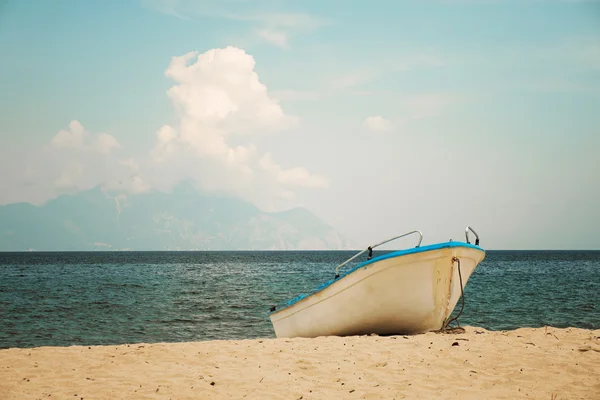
[269,227,485,338]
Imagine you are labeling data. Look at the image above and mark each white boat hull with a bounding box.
[269,243,485,338]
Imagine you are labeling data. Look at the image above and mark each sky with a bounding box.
[0,0,599,250]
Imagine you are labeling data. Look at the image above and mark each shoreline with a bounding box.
[1,326,599,399]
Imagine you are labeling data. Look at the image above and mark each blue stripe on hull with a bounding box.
[270,241,485,314]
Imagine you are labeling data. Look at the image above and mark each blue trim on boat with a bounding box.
[270,241,484,314]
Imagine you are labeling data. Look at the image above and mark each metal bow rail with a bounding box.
[465,226,480,246]
[334,230,423,278]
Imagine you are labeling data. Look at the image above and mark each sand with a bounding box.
[1,326,599,400]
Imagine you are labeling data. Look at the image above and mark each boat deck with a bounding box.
[270,241,485,314]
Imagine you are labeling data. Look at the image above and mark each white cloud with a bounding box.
[147,45,326,207]
[142,1,328,51]
[96,133,121,154]
[321,53,442,93]
[257,28,289,49]
[143,0,329,29]
[164,47,295,135]
[233,11,328,30]
[51,120,121,155]
[150,46,297,182]
[244,12,326,51]
[151,124,178,161]
[55,162,85,189]
[364,116,392,132]
[0,46,327,210]
[51,120,85,149]
[113,158,149,194]
[13,120,142,202]
[259,153,328,188]
[140,0,188,20]
[358,93,460,133]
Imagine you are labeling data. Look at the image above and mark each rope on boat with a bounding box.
[439,256,466,333]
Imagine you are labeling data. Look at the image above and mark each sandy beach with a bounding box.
[1,326,598,400]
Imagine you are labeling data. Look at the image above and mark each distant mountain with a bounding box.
[0,184,354,251]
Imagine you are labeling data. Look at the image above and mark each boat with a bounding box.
[269,226,485,338]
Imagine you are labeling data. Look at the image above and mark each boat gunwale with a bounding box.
[269,241,485,315]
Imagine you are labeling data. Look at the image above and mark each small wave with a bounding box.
[103,283,145,288]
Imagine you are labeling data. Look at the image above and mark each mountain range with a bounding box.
[0,183,354,251]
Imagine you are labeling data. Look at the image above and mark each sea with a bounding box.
[0,250,598,349]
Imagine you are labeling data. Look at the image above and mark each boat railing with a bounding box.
[465,226,480,246]
[334,230,423,278]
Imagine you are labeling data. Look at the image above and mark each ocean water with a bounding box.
[0,250,598,349]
